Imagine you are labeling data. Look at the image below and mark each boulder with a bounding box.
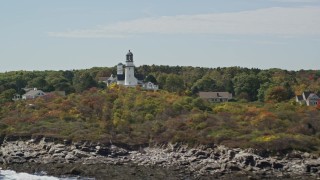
[52,153,66,158]
[222,162,241,171]
[202,164,220,171]
[24,152,39,159]
[256,160,272,169]
[6,156,27,164]
[286,163,306,174]
[234,152,257,166]
[286,151,303,159]
[48,144,66,154]
[305,160,320,173]
[96,147,110,156]
[65,153,78,161]
[227,150,236,160]
[73,149,89,158]
[272,162,284,170]
[54,144,66,149]
[195,151,207,157]
[110,145,128,156]
[68,166,85,176]
[15,151,24,157]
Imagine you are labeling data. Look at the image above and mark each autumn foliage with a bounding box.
[0,86,320,153]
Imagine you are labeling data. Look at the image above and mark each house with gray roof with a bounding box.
[199,92,233,103]
[296,91,320,106]
[22,88,46,100]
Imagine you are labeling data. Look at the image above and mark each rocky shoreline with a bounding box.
[1,137,320,179]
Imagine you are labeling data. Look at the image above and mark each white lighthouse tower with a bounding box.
[124,50,138,87]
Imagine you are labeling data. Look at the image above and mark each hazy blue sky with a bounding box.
[1,0,320,72]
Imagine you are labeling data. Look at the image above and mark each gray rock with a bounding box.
[195,151,207,157]
[286,151,303,159]
[305,159,320,173]
[54,148,65,154]
[6,156,27,164]
[227,150,236,160]
[48,144,66,154]
[202,164,220,171]
[24,152,39,159]
[287,163,306,174]
[110,145,128,156]
[222,162,241,172]
[73,149,89,158]
[65,153,78,161]
[52,153,66,158]
[303,152,311,158]
[54,144,66,149]
[234,152,258,166]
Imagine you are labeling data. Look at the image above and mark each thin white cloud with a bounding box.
[48,6,320,38]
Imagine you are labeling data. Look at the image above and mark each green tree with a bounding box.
[265,85,294,102]
[164,74,185,93]
[73,72,98,92]
[0,88,16,103]
[28,77,47,89]
[257,82,270,102]
[233,73,261,101]
[144,75,157,84]
[191,76,218,94]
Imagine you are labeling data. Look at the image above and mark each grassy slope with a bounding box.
[0,86,320,153]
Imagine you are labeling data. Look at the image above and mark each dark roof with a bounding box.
[303,91,311,99]
[117,74,125,81]
[296,95,303,101]
[118,63,123,66]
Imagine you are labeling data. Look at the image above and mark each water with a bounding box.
[0,170,59,180]
[0,170,95,180]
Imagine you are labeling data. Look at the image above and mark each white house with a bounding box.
[296,91,320,106]
[143,82,159,91]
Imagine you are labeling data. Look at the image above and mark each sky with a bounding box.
[1,0,320,72]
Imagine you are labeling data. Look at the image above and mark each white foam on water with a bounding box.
[0,170,60,180]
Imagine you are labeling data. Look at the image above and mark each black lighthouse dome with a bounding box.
[126,50,133,62]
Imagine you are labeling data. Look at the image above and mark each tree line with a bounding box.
[0,65,320,104]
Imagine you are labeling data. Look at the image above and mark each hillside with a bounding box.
[1,85,320,154]
[1,66,320,153]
